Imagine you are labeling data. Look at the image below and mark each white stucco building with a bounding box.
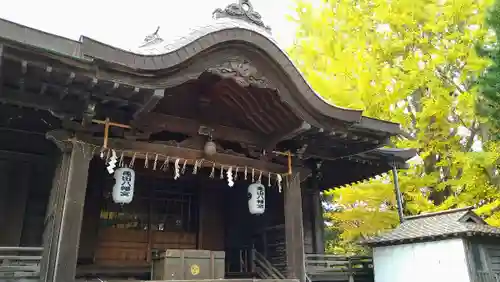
[362,207,500,282]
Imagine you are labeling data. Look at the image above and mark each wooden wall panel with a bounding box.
[5,163,30,246]
[0,155,53,247]
[94,228,196,266]
[198,181,225,251]
[0,160,10,245]
[20,162,54,247]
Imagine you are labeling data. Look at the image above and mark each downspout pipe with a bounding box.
[391,161,405,223]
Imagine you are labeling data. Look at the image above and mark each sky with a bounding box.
[0,0,297,50]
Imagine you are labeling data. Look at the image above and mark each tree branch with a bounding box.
[463,120,479,153]
[479,123,500,188]
[454,121,479,180]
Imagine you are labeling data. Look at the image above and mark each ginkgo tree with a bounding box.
[288,0,500,253]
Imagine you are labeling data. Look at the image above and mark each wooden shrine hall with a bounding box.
[0,1,415,281]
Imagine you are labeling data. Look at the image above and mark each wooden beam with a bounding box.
[39,66,53,95]
[0,83,140,118]
[263,122,311,157]
[0,149,49,163]
[0,86,83,114]
[40,142,93,282]
[133,89,164,119]
[77,134,304,175]
[267,121,311,148]
[46,130,311,177]
[132,112,266,146]
[284,173,306,282]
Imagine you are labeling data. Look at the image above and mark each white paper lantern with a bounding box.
[112,167,135,204]
[248,182,265,215]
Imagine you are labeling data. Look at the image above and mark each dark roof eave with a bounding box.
[374,148,418,163]
[404,207,473,221]
[355,116,402,136]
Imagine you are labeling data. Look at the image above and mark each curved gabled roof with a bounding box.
[79,18,400,135]
[0,5,401,136]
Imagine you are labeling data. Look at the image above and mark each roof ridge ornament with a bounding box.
[138,26,164,49]
[213,0,271,33]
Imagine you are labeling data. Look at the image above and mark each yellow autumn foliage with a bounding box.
[289,0,500,253]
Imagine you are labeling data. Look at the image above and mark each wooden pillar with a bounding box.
[311,189,325,254]
[310,172,325,254]
[78,161,103,263]
[40,140,93,282]
[284,172,306,282]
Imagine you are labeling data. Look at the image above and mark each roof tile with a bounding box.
[362,208,500,246]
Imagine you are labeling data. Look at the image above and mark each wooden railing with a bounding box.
[224,247,255,278]
[477,271,500,282]
[0,246,43,280]
[305,254,373,282]
[225,248,286,280]
[253,250,286,279]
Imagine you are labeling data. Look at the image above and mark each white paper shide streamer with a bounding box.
[227,166,234,187]
[107,149,118,174]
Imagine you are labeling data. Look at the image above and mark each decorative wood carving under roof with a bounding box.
[206,58,273,89]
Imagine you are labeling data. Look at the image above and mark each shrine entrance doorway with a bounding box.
[76,159,285,280]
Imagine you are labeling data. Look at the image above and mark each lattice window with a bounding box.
[99,174,198,232]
